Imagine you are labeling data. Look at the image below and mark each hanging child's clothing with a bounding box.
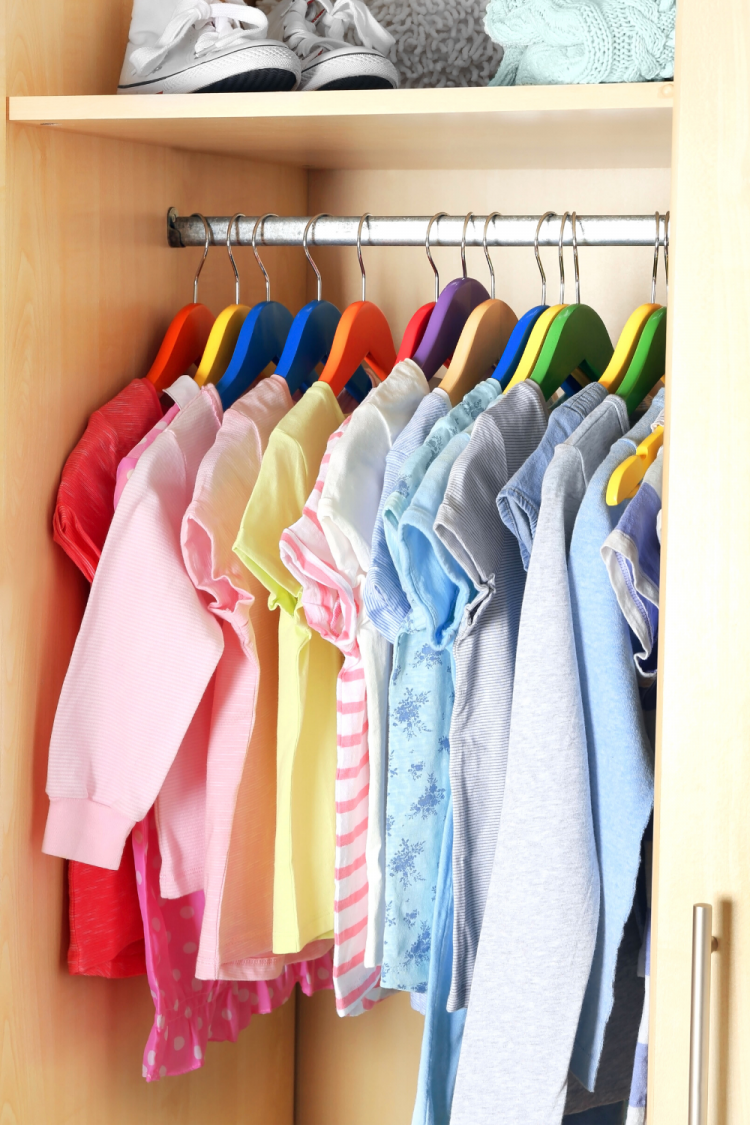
[234,381,344,955]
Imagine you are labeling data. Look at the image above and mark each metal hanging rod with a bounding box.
[167,209,667,249]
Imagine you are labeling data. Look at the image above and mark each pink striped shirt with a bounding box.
[280,417,383,1017]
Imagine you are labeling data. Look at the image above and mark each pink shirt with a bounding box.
[43,388,224,894]
[280,417,383,1017]
[181,375,331,979]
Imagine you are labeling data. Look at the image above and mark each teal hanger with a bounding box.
[529,213,613,400]
[492,211,553,389]
[216,214,293,409]
[275,214,369,400]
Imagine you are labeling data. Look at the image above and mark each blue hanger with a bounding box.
[492,212,554,388]
[215,214,293,409]
[276,214,369,401]
[275,299,370,399]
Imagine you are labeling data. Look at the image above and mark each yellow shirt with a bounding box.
[234,382,343,953]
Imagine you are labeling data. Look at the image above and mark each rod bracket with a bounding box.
[167,207,184,248]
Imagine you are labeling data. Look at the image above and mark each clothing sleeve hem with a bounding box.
[42,797,134,869]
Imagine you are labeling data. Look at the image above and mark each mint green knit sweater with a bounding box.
[485,0,675,85]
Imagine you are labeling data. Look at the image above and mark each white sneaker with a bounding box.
[268,0,399,91]
[118,0,301,93]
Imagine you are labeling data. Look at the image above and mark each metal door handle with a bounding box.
[688,904,716,1125]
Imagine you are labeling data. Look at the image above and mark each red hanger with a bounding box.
[146,213,215,392]
[319,215,396,398]
[397,302,435,363]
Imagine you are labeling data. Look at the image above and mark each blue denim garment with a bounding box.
[412,799,466,1125]
[382,431,477,993]
[365,390,451,644]
[568,390,664,1091]
[497,382,607,568]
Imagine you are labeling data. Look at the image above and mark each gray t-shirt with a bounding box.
[433,380,549,1012]
[452,394,629,1125]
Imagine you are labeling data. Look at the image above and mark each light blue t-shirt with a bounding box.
[365,390,451,643]
[383,430,475,993]
[568,390,665,1092]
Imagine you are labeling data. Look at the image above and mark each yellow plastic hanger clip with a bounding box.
[606,426,664,505]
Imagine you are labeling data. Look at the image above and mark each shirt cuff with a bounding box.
[42,798,135,869]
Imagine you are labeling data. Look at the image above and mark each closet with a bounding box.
[0,0,746,1121]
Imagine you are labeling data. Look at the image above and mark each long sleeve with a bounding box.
[43,391,223,871]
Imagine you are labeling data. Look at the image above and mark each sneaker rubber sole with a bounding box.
[118,43,300,94]
[300,48,398,92]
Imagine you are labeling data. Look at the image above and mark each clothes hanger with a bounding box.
[395,213,446,363]
[606,427,663,505]
[438,213,518,405]
[274,213,370,400]
[528,212,614,400]
[615,211,669,412]
[412,213,491,381]
[504,212,568,392]
[194,213,252,387]
[599,212,663,392]
[215,213,293,409]
[492,211,552,389]
[145,213,216,392]
[318,213,397,398]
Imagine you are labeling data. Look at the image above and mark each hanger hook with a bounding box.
[303,213,328,302]
[226,212,244,305]
[190,213,211,305]
[651,211,661,303]
[252,213,278,303]
[571,212,580,304]
[425,213,447,303]
[535,212,556,306]
[461,213,474,280]
[664,210,670,302]
[357,213,372,303]
[558,211,570,305]
[483,213,501,300]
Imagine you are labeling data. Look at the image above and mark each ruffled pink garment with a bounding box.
[134,810,333,1081]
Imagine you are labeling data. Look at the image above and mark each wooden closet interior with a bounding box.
[2,0,747,1121]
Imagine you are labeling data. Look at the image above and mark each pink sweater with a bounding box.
[43,388,224,891]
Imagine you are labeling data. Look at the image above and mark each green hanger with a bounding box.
[615,306,667,414]
[529,213,614,400]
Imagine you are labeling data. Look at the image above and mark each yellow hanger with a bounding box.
[599,212,665,392]
[606,426,663,505]
[439,215,518,405]
[194,212,251,386]
[504,211,571,392]
[504,305,565,390]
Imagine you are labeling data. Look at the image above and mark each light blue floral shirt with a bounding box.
[381,380,501,993]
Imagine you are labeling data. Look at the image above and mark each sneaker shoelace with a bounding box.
[131,0,269,76]
[280,0,394,58]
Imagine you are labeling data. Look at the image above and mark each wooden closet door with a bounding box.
[650,0,750,1119]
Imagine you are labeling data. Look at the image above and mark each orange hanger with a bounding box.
[146,213,215,392]
[319,214,397,398]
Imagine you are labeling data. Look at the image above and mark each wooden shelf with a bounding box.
[9,83,673,171]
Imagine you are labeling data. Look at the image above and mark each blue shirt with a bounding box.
[497,382,607,568]
[365,390,451,643]
[382,430,477,993]
[568,390,664,1091]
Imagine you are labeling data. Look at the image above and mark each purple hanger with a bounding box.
[412,277,490,381]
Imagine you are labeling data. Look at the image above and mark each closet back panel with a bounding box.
[0,118,308,1122]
